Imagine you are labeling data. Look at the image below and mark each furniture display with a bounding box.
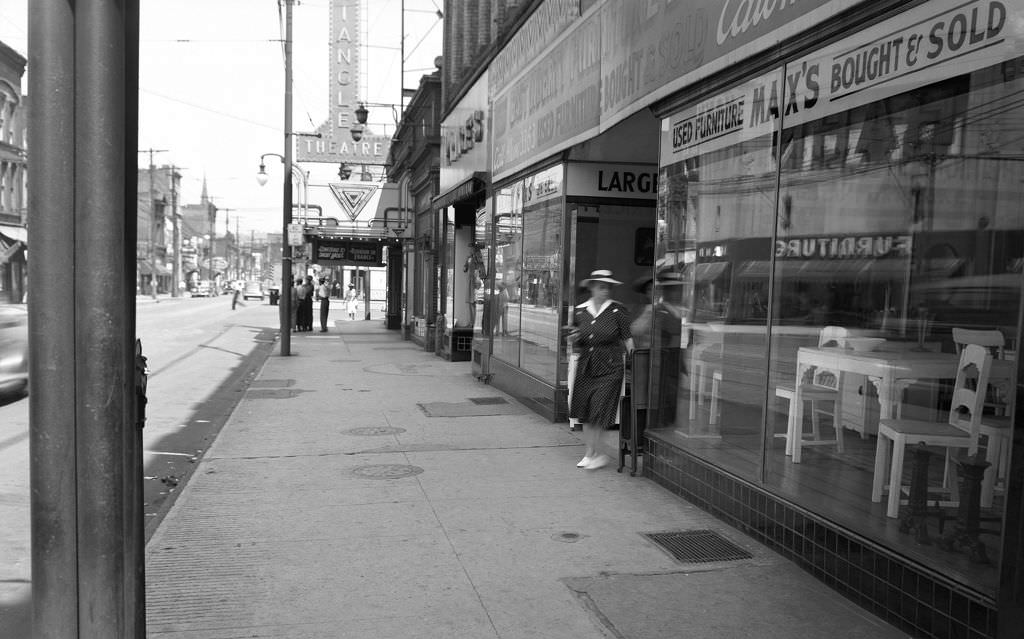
[776,326,849,457]
[872,344,992,519]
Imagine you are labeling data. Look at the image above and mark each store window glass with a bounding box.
[441,209,455,331]
[518,168,564,383]
[649,71,781,481]
[493,182,523,366]
[762,40,1024,593]
[473,205,493,339]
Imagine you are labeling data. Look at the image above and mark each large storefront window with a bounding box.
[492,166,565,383]
[651,1,1024,599]
[473,205,492,339]
[649,69,781,481]
[493,183,522,367]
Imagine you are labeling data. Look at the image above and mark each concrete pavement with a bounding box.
[144,320,910,638]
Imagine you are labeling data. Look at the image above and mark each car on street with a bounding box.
[191,280,214,297]
[0,304,28,397]
[242,281,264,301]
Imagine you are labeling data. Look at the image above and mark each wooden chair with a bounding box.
[689,340,723,425]
[872,343,992,518]
[953,328,1008,411]
[775,326,849,460]
[953,328,1012,506]
[953,328,1005,358]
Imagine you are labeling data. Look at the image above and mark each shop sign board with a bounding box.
[661,0,1024,166]
[527,164,563,205]
[776,234,912,260]
[440,71,489,193]
[566,162,658,199]
[287,223,305,247]
[601,0,866,129]
[488,0,582,98]
[297,0,392,166]
[313,238,384,266]
[491,11,602,179]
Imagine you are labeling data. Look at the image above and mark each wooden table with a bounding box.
[791,346,959,463]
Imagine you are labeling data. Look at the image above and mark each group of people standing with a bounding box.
[291,276,363,332]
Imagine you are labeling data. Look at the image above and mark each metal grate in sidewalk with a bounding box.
[468,396,508,405]
[642,530,753,563]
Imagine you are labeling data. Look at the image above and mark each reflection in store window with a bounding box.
[651,52,1024,598]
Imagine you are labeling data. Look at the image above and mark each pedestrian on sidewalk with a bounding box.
[344,284,359,320]
[566,269,634,470]
[231,287,245,310]
[317,277,331,332]
[291,278,302,331]
[302,276,315,330]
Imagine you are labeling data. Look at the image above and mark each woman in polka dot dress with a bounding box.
[567,270,635,470]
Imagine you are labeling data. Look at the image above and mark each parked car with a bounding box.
[191,280,214,297]
[242,281,264,301]
[0,304,29,397]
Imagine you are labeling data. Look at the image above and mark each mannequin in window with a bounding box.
[464,242,486,326]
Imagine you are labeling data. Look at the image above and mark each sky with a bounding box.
[0,0,444,234]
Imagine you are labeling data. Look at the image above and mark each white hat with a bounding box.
[580,269,622,287]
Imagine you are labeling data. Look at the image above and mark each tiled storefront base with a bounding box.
[644,432,997,639]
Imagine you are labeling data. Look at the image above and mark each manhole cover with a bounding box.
[249,379,295,388]
[468,397,508,405]
[642,530,752,563]
[245,389,302,399]
[343,426,406,436]
[351,464,424,479]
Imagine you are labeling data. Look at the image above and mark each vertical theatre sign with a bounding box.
[298,0,390,166]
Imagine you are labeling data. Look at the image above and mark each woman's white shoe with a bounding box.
[583,454,611,470]
[576,456,592,468]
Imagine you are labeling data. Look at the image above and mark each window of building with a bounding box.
[651,21,1024,598]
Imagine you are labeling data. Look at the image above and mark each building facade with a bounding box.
[389,72,443,345]
[441,0,1024,636]
[0,41,26,304]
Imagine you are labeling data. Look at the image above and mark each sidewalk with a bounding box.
[144,321,909,639]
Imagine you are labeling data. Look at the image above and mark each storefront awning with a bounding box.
[737,258,964,282]
[433,172,487,210]
[0,223,27,245]
[691,261,730,282]
[137,261,171,276]
[0,224,27,266]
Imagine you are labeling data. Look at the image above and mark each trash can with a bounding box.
[269,288,280,306]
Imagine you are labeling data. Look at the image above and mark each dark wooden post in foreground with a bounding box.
[28,1,144,636]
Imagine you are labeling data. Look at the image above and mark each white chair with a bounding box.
[953,328,1005,358]
[953,328,1012,506]
[775,326,848,461]
[953,328,1008,412]
[872,343,992,518]
[689,340,723,425]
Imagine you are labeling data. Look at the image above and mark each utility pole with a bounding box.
[169,165,181,297]
[235,215,241,280]
[281,0,294,356]
[139,148,167,299]
[30,2,145,635]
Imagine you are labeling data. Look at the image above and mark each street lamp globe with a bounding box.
[256,163,269,186]
[350,124,364,142]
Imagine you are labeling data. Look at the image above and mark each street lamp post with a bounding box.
[257,158,308,220]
